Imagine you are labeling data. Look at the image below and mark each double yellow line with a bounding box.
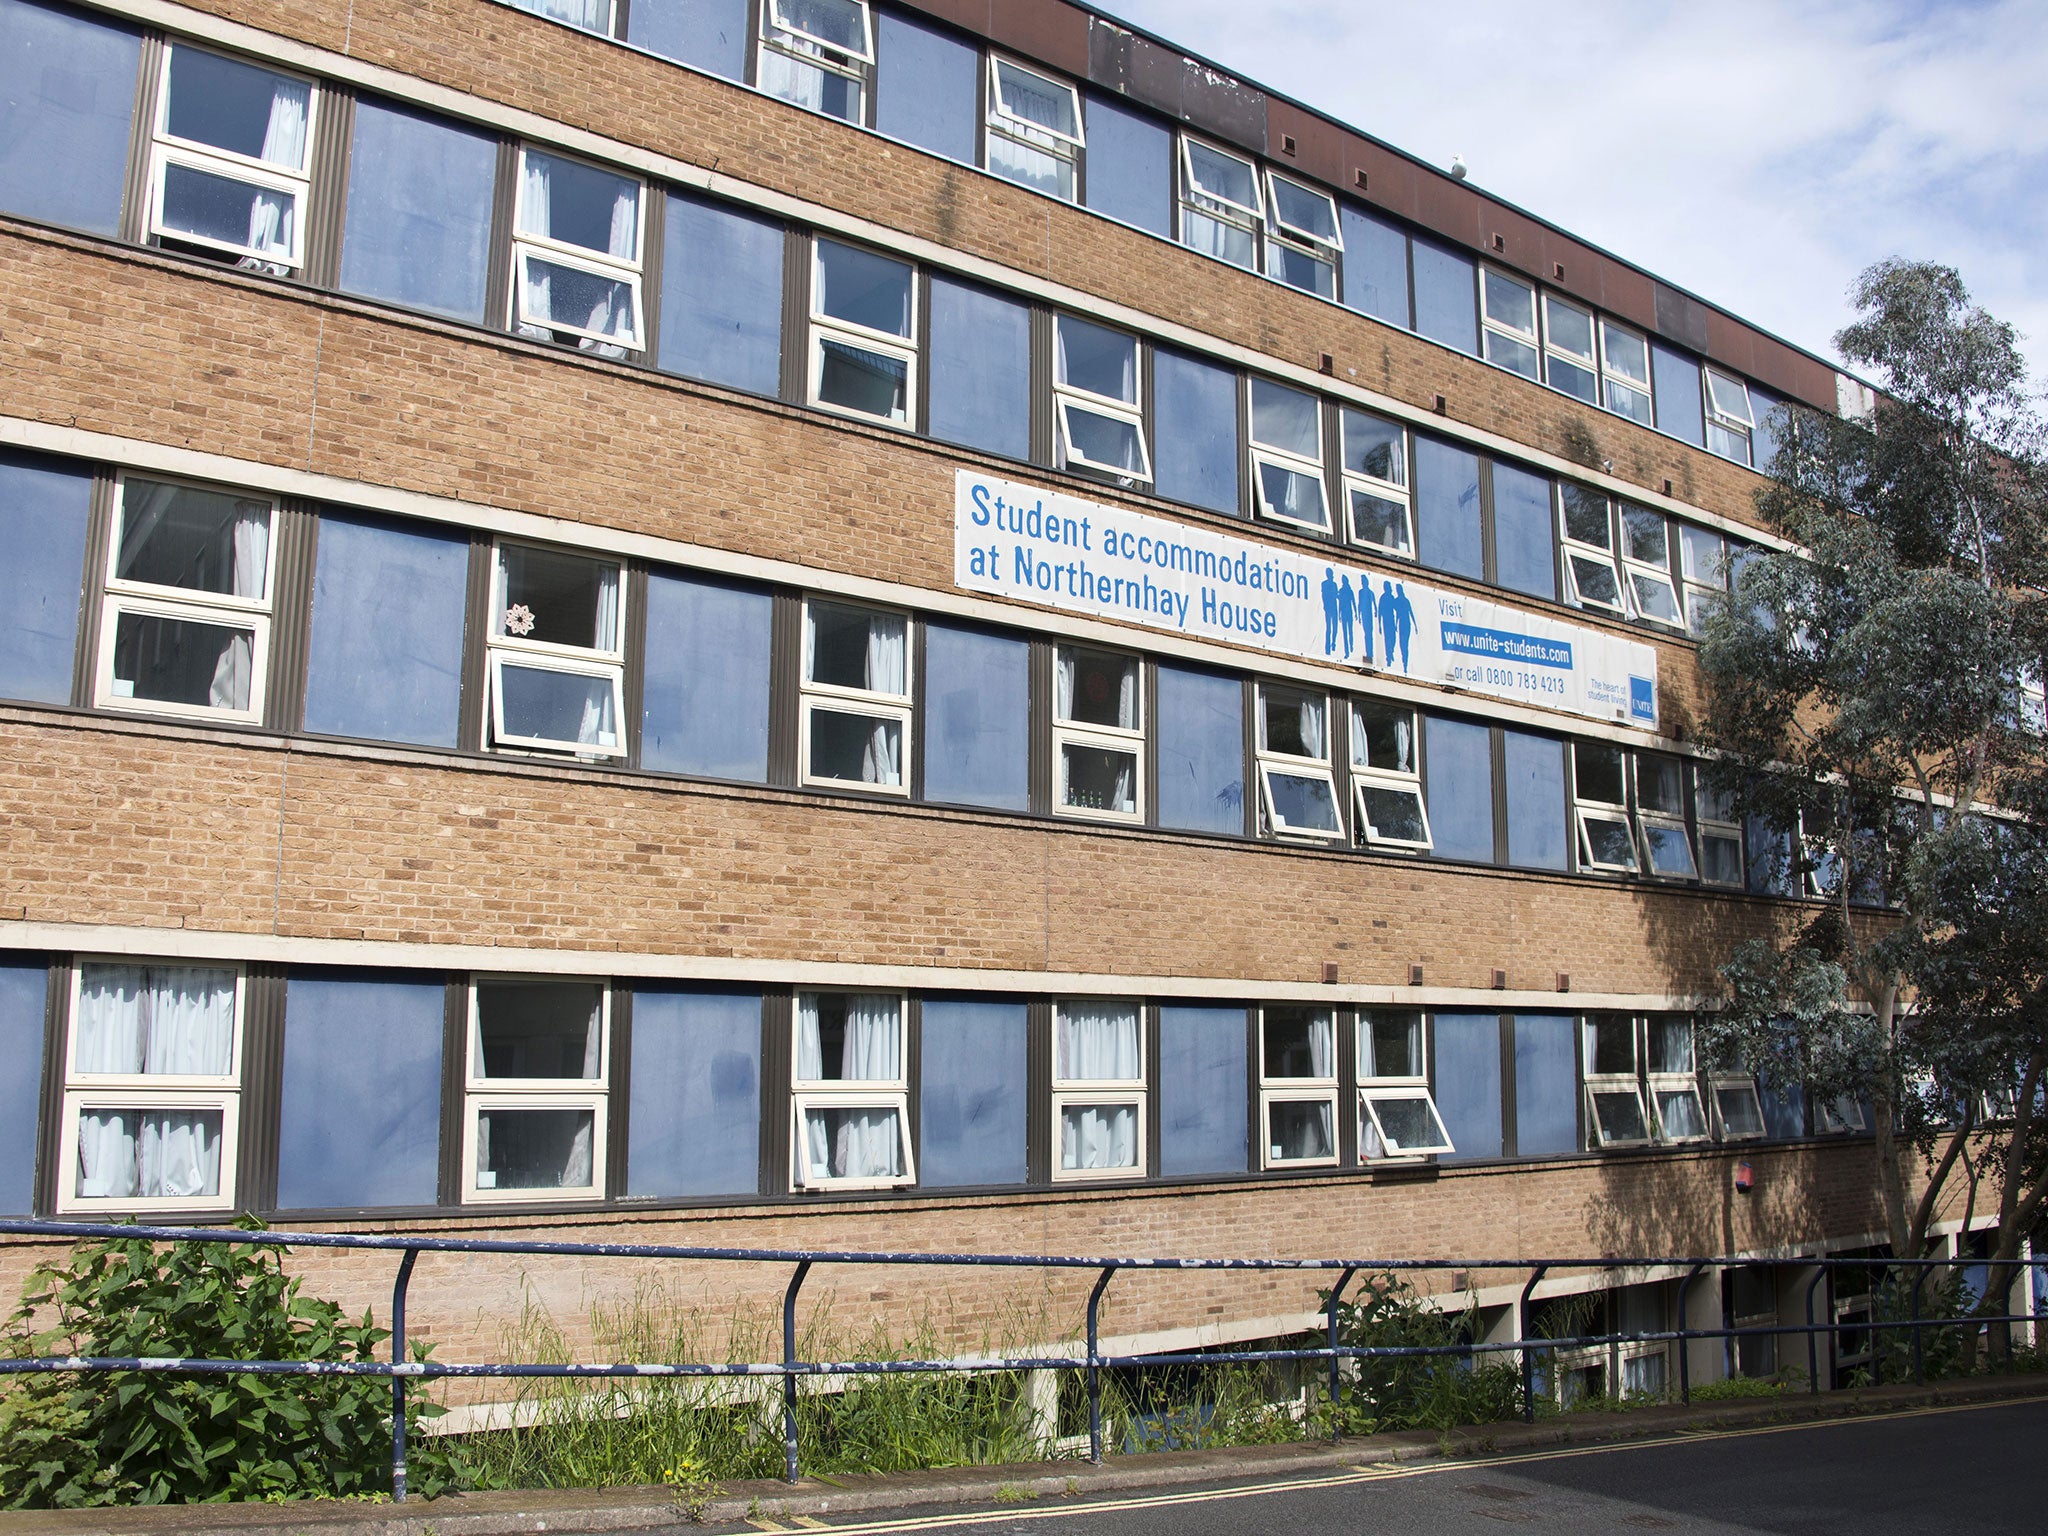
[739,1396,2031,1533]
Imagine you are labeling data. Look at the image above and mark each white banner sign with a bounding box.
[955,471,1660,730]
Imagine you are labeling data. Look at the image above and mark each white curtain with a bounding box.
[861,719,900,785]
[797,993,900,1082]
[1054,651,1135,728]
[239,76,307,269]
[512,0,613,31]
[759,49,828,112]
[1298,697,1326,760]
[560,1116,593,1187]
[1273,1100,1333,1161]
[75,964,236,1076]
[1057,325,1135,402]
[1054,650,1075,720]
[1109,752,1134,814]
[1308,1013,1333,1078]
[78,1108,221,1200]
[1359,1106,1385,1162]
[1056,1001,1139,1082]
[572,569,622,748]
[864,614,906,694]
[1061,1104,1136,1171]
[1391,712,1413,773]
[206,501,267,709]
[804,1107,902,1181]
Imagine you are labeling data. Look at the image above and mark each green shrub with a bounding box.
[1319,1275,1524,1433]
[0,1227,444,1509]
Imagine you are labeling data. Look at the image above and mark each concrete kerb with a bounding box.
[4,1374,2045,1536]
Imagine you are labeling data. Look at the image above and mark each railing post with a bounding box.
[1910,1265,1928,1386]
[1804,1264,1827,1396]
[389,1248,419,1503]
[1086,1265,1118,1466]
[1518,1265,1548,1424]
[1675,1263,1707,1406]
[783,1260,812,1485]
[1323,1266,1358,1438]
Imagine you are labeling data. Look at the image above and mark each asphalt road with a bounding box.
[713,1398,2048,1536]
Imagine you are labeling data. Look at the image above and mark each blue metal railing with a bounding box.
[0,1219,2039,1500]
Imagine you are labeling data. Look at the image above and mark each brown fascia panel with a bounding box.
[990,0,1091,79]
[1267,97,1347,190]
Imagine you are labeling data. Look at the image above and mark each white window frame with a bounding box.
[1248,378,1329,532]
[510,147,647,351]
[1350,700,1431,853]
[1258,1007,1339,1170]
[1541,292,1600,404]
[1178,134,1264,270]
[1573,744,1641,876]
[148,47,315,272]
[1645,1018,1708,1143]
[1479,266,1540,381]
[985,55,1083,202]
[1051,1000,1147,1182]
[1558,486,1626,617]
[502,0,622,38]
[1711,1073,1767,1141]
[1256,685,1343,843]
[1618,503,1684,630]
[1696,776,1745,888]
[1262,170,1341,297]
[799,597,913,796]
[758,0,874,122]
[1052,645,1145,824]
[462,975,610,1204]
[1357,1010,1453,1161]
[1598,319,1654,424]
[1680,524,1730,639]
[95,474,278,726]
[485,540,627,759]
[789,991,913,1192]
[808,241,919,429]
[767,0,874,61]
[1635,753,1697,882]
[1704,368,1756,466]
[1340,409,1413,559]
[1815,1094,1868,1135]
[1584,1016,1654,1149]
[57,961,245,1215]
[1053,316,1151,483]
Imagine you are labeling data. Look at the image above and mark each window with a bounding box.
[1559,486,1624,615]
[96,475,275,724]
[810,239,917,426]
[792,991,912,1190]
[758,0,872,123]
[1054,1000,1144,1179]
[1264,171,1340,298]
[1636,753,1696,879]
[340,98,498,325]
[1155,663,1245,835]
[1620,505,1683,627]
[0,450,92,707]
[1712,1072,1767,1140]
[1179,136,1262,270]
[0,0,141,238]
[1413,436,1483,583]
[1083,92,1171,238]
[149,45,313,273]
[1599,320,1654,425]
[1055,316,1150,483]
[920,998,1027,1187]
[59,961,242,1212]
[1543,294,1599,403]
[986,56,1083,200]
[1341,203,1410,329]
[627,987,762,1200]
[1492,463,1556,601]
[505,0,619,36]
[1480,268,1539,380]
[1259,1007,1337,1168]
[928,278,1031,460]
[801,599,909,792]
[1153,347,1240,514]
[463,977,608,1201]
[512,148,645,353]
[1341,409,1411,557]
[1646,1017,1707,1141]
[1358,1010,1453,1159]
[1696,777,1744,887]
[1249,378,1328,531]
[922,621,1030,811]
[1351,700,1430,851]
[1815,1094,1868,1135]
[875,11,976,164]
[1503,729,1568,871]
[640,568,774,781]
[487,542,624,757]
[1652,341,1707,447]
[658,190,786,397]
[1412,237,1479,357]
[1257,685,1341,841]
[1053,645,1142,821]
[1158,1005,1248,1175]
[1705,368,1756,465]
[1679,524,1730,638]
[1583,1016,1652,1148]
[1573,743,1639,875]
[1425,713,1495,863]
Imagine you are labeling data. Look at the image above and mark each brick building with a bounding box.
[0,0,1979,1403]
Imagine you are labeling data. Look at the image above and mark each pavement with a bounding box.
[3,1373,2045,1536]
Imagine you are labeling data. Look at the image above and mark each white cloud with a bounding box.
[1092,0,2048,388]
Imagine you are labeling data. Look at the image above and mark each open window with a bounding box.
[1645,1017,1707,1141]
[1257,685,1342,841]
[487,542,625,757]
[1480,267,1539,380]
[801,598,910,792]
[792,991,912,1190]
[810,239,917,426]
[1053,999,1145,1179]
[1542,293,1599,403]
[1053,645,1143,821]
[1619,505,1683,628]
[1696,777,1745,887]
[1178,136,1262,270]
[1054,315,1150,484]
[1680,524,1730,638]
[1636,753,1696,880]
[1558,486,1625,615]
[1341,408,1411,557]
[758,0,873,123]
[1264,171,1340,298]
[986,56,1082,201]
[1259,1006,1338,1168]
[1351,700,1430,851]
[1583,1016,1653,1148]
[1358,1009,1453,1159]
[1712,1073,1767,1140]
[96,475,275,725]
[1599,320,1654,425]
[58,962,243,1213]
[148,45,313,274]
[463,976,609,1202]
[1249,378,1329,531]
[1573,743,1640,875]
[1815,1094,1868,1135]
[512,148,645,354]
[1705,368,1756,466]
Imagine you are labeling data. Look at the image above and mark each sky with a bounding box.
[1093,0,2048,390]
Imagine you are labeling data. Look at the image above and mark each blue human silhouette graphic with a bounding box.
[1355,575,1376,664]
[1378,579,1399,671]
[1393,582,1417,673]
[1321,567,1340,655]
[1336,574,1357,658]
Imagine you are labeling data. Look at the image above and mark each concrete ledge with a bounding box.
[5,1373,2045,1535]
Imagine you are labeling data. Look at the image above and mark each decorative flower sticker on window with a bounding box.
[502,603,536,637]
